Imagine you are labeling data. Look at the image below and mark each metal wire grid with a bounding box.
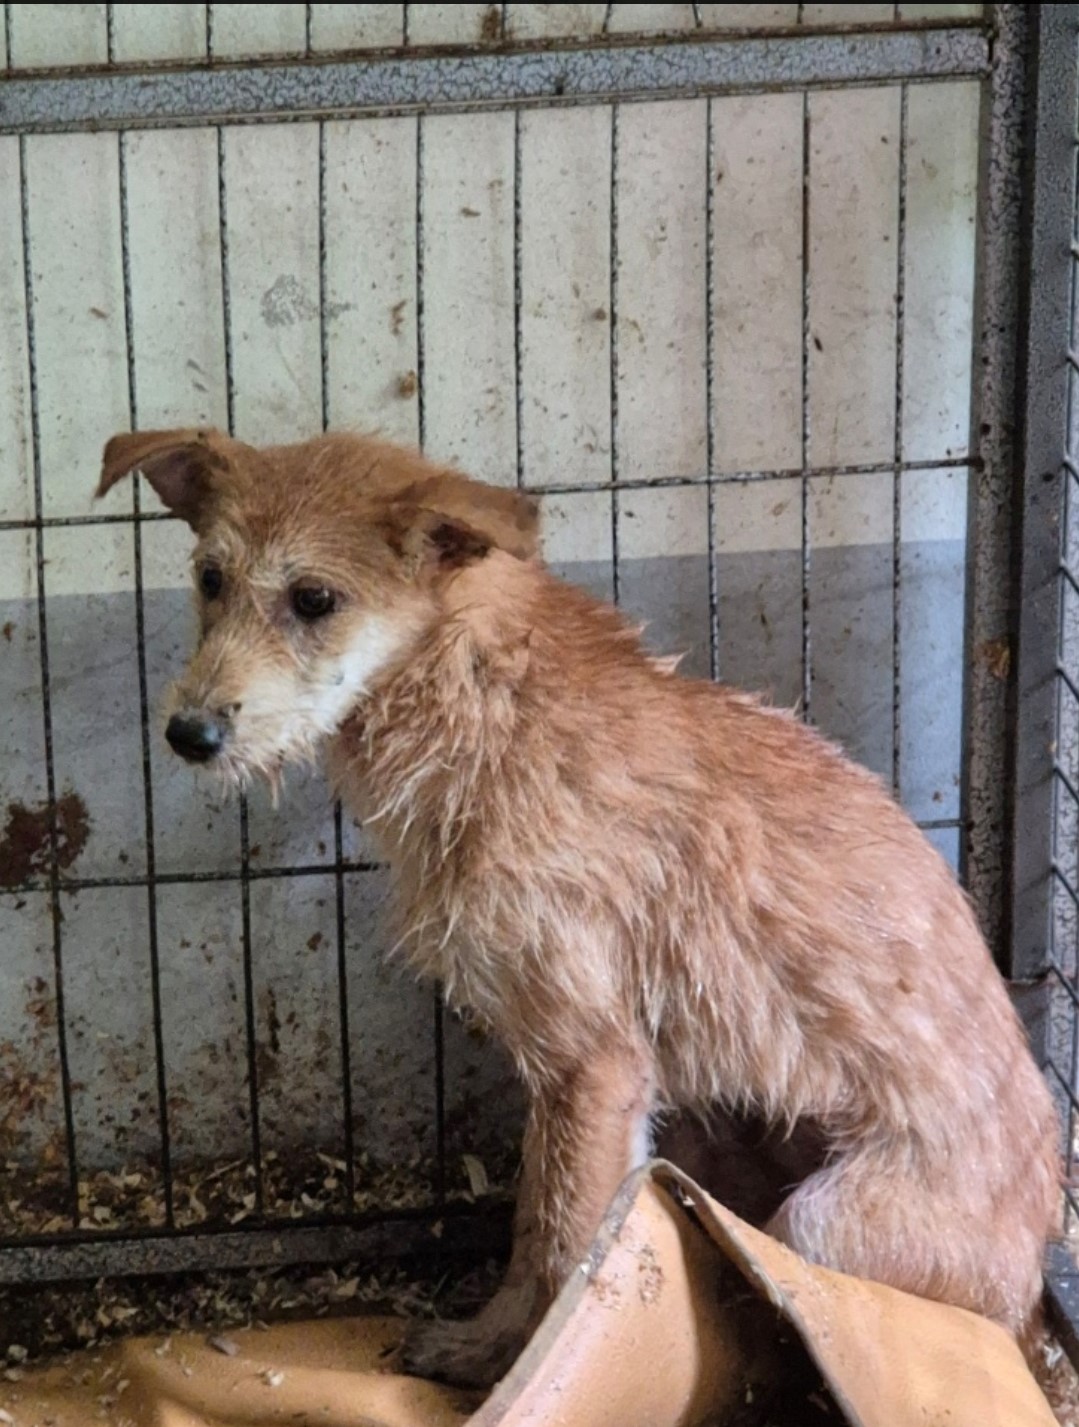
[1009,2,1079,1355]
[0,1,984,74]
[1036,17,1079,1226]
[0,20,991,137]
[0,10,989,1282]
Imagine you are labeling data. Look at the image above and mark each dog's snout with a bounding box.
[165,712,227,764]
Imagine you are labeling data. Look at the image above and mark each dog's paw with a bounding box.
[399,1316,523,1389]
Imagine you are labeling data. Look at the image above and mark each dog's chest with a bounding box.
[403,902,524,1015]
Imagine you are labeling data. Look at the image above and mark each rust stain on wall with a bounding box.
[0,792,90,888]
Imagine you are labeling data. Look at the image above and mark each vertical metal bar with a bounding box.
[415,110,446,1207]
[3,6,13,70]
[216,123,263,1215]
[317,116,357,1214]
[961,2,1027,960]
[105,3,115,64]
[318,128,330,434]
[892,84,908,798]
[216,126,234,502]
[1066,539,1079,1224]
[1009,4,1078,983]
[706,95,719,680]
[513,107,524,488]
[692,3,703,28]
[432,983,446,1206]
[1055,401,1079,1300]
[1064,193,1079,1163]
[603,4,614,36]
[117,128,175,1228]
[609,103,621,606]
[17,133,81,1231]
[205,3,215,60]
[331,798,356,1210]
[402,4,410,47]
[1053,151,1079,1226]
[305,3,314,55]
[415,131,426,447]
[800,90,812,719]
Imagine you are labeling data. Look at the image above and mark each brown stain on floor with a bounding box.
[0,792,90,888]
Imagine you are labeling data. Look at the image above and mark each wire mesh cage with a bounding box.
[0,0,1072,1351]
[1010,1,1079,1350]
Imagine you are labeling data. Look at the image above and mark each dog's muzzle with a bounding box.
[165,711,229,764]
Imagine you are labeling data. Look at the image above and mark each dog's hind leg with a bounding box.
[401,1035,655,1388]
[766,1147,1046,1337]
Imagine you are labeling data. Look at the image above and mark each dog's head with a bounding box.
[97,427,540,787]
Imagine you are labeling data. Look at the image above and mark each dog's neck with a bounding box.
[325,556,679,1000]
[329,553,673,841]
[323,556,539,990]
[330,554,535,848]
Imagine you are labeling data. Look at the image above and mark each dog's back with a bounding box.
[345,550,1059,1335]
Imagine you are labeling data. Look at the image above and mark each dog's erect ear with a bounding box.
[385,474,540,571]
[420,513,496,569]
[97,428,238,530]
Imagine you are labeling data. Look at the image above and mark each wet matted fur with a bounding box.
[98,428,1061,1387]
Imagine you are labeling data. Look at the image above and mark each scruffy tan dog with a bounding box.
[98,428,1060,1388]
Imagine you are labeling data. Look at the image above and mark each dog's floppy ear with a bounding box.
[97,428,237,530]
[386,474,540,571]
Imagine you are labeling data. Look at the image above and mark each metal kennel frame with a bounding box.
[0,1,1075,1331]
[1010,0,1079,1351]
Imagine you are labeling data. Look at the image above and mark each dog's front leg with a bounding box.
[401,1037,655,1389]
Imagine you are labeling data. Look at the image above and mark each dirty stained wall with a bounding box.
[0,3,982,1234]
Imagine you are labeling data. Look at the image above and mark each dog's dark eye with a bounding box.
[291,585,336,621]
[199,565,223,600]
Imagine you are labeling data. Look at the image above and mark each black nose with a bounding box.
[165,713,226,763]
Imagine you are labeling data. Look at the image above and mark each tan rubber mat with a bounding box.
[0,1161,1058,1427]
